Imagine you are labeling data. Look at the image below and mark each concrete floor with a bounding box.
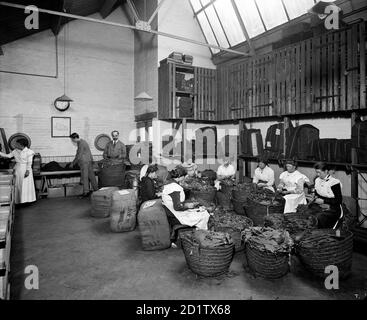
[9,197,367,300]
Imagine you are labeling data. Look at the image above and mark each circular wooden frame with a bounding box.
[8,133,32,150]
[94,134,111,151]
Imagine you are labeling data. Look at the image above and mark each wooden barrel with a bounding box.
[98,163,125,188]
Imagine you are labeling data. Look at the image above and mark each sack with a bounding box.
[138,199,171,251]
[309,139,338,162]
[352,120,367,164]
[286,124,319,159]
[263,122,294,159]
[91,187,119,218]
[42,161,65,172]
[110,189,137,232]
[241,128,263,157]
[335,139,352,163]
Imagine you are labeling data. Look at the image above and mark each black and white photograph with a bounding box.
[0,0,367,306]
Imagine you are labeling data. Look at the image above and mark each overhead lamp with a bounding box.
[134,91,153,101]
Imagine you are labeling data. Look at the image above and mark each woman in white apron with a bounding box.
[277,160,310,213]
[214,157,236,190]
[162,168,210,231]
[310,162,343,229]
[0,138,36,204]
[253,158,275,192]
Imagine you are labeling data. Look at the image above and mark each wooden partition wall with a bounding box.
[217,21,366,121]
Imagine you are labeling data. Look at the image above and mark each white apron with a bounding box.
[162,182,210,230]
[14,163,36,204]
[9,147,36,204]
[279,170,309,213]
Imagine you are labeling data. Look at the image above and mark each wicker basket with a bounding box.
[232,189,250,202]
[232,198,246,215]
[244,198,284,226]
[296,229,354,279]
[284,213,318,237]
[216,191,232,209]
[216,217,253,252]
[245,242,290,279]
[180,234,235,277]
[264,213,318,238]
[190,189,216,206]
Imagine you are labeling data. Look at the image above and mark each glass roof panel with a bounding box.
[196,11,220,54]
[213,0,245,46]
[200,0,229,47]
[234,0,266,38]
[190,0,202,12]
[255,0,288,30]
[283,0,316,20]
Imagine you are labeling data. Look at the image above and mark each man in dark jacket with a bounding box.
[70,133,98,198]
[103,130,127,161]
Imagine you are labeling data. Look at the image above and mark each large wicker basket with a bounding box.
[245,242,290,279]
[180,234,235,277]
[244,198,284,226]
[264,213,318,238]
[190,189,216,206]
[232,189,250,202]
[216,218,253,252]
[232,198,246,215]
[296,229,353,279]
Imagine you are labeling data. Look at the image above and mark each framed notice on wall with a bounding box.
[51,117,71,138]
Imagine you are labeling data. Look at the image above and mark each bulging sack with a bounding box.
[91,187,119,218]
[110,189,137,232]
[138,199,171,251]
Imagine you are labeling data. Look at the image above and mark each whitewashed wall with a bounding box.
[0,9,136,157]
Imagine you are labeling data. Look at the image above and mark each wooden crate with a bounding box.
[0,186,12,204]
[0,175,13,185]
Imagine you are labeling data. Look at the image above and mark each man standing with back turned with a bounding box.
[70,133,98,198]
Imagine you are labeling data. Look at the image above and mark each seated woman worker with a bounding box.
[162,167,210,231]
[139,164,160,204]
[252,157,275,192]
[277,159,310,213]
[310,162,344,229]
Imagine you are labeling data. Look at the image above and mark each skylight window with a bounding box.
[189,0,317,55]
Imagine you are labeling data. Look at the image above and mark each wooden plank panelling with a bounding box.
[360,22,366,110]
[203,21,365,121]
[340,29,347,111]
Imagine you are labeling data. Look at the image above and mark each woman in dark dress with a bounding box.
[310,162,344,229]
[139,164,159,203]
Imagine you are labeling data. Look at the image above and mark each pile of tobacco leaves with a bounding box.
[179,176,215,191]
[208,210,253,232]
[242,227,293,254]
[264,213,318,235]
[247,188,283,206]
[182,230,233,248]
